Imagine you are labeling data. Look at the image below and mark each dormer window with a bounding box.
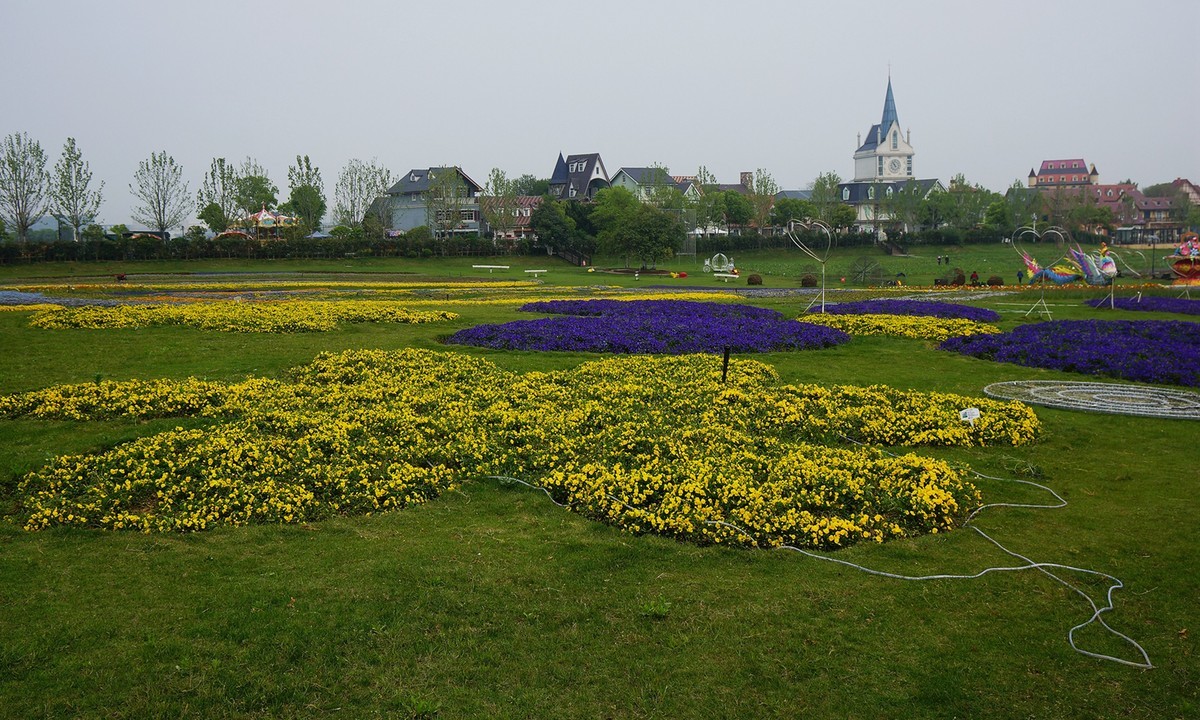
[842,187,850,201]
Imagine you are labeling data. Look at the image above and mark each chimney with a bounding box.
[740,171,753,189]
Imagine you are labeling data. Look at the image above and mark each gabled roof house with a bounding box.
[548,153,610,200]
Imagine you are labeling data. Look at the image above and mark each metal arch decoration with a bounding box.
[785,219,834,313]
[1012,225,1072,319]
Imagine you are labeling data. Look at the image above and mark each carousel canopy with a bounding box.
[242,205,298,228]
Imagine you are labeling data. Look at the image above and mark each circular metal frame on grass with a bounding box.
[984,380,1200,420]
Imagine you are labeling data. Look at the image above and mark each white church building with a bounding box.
[838,77,943,235]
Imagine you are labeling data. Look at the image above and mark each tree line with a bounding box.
[3,130,1195,258]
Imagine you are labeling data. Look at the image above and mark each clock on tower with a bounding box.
[888,158,902,175]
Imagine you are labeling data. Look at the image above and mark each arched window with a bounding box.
[868,186,876,200]
[891,131,898,150]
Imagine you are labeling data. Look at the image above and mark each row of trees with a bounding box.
[0,130,412,243]
[0,133,103,243]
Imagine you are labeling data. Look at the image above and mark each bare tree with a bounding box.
[50,137,104,242]
[0,131,50,243]
[130,151,190,234]
[334,158,393,228]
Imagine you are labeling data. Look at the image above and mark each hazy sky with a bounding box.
[5,0,1198,228]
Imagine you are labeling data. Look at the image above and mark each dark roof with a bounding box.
[614,167,670,185]
[386,167,482,197]
[550,153,609,199]
[715,183,750,195]
[857,124,881,153]
[549,153,568,185]
[837,178,941,204]
[775,190,813,201]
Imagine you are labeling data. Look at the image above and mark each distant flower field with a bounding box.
[448,299,850,353]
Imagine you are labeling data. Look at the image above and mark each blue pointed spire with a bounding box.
[550,153,568,184]
[880,77,899,134]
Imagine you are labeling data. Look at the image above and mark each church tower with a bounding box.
[852,76,914,182]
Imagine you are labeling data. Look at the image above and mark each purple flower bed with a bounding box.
[824,299,1001,322]
[447,299,850,354]
[1085,296,1200,316]
[940,319,1200,386]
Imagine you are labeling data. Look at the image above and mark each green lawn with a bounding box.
[0,255,1195,719]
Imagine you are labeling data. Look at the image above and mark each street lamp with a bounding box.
[1147,234,1159,280]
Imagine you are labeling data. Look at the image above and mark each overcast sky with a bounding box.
[6,0,1198,228]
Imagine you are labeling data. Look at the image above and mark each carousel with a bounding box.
[1166,232,1200,285]
[216,205,300,241]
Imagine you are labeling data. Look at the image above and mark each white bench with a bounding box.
[524,269,547,277]
[713,273,739,282]
[473,264,510,273]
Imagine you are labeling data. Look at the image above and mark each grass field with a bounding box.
[0,249,1196,719]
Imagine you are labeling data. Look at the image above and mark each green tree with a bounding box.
[197,158,238,232]
[1004,181,1042,230]
[80,223,105,243]
[0,131,50,243]
[233,157,278,224]
[281,155,325,232]
[629,203,684,268]
[982,200,1014,235]
[723,191,753,230]
[591,187,642,264]
[747,168,779,232]
[49,137,103,242]
[197,202,228,233]
[129,151,189,234]
[808,171,843,225]
[770,197,814,227]
[829,204,858,231]
[512,174,549,197]
[881,179,926,233]
[481,168,517,243]
[529,197,575,249]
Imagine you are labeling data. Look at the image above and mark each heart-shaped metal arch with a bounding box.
[1012,225,1073,283]
[784,219,834,313]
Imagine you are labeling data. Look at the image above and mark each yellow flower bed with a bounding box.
[9,280,540,293]
[5,350,1041,547]
[0,304,63,312]
[27,300,458,333]
[801,313,1001,341]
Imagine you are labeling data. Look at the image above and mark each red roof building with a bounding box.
[1028,159,1099,188]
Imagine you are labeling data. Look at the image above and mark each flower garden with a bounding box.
[1085,295,1200,316]
[448,299,851,353]
[26,300,458,333]
[941,319,1200,386]
[1,349,1041,546]
[2,263,1197,718]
